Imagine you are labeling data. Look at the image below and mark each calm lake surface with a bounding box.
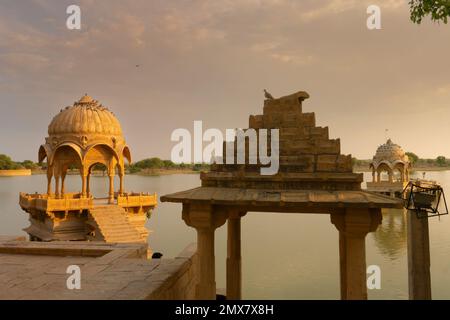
[1,171,450,299]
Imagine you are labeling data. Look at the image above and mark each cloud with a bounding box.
[436,84,450,96]
[0,0,449,161]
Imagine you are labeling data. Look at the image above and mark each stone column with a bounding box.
[377,172,381,183]
[81,171,87,198]
[331,208,382,300]
[61,171,66,197]
[227,211,246,300]
[54,175,60,199]
[182,203,228,300]
[119,173,124,195]
[86,173,91,197]
[46,168,52,196]
[407,210,431,300]
[108,174,114,203]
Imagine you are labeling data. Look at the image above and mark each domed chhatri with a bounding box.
[38,94,130,199]
[367,139,411,197]
[20,95,157,244]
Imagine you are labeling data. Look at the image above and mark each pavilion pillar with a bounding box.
[54,175,61,199]
[61,171,67,197]
[331,208,382,300]
[372,171,376,183]
[182,203,228,300]
[46,168,52,196]
[226,211,246,300]
[119,173,124,195]
[81,169,87,198]
[377,172,381,183]
[407,210,431,300]
[86,173,91,197]
[108,174,114,203]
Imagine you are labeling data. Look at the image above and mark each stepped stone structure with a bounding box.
[209,91,356,189]
[162,90,402,300]
[366,139,411,197]
[19,94,157,244]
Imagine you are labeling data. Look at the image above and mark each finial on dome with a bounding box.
[78,94,94,104]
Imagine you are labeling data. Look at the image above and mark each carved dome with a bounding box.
[372,139,409,166]
[48,94,123,137]
[39,94,130,165]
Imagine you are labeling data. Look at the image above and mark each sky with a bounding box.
[0,0,449,162]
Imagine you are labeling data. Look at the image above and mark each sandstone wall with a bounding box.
[148,243,198,300]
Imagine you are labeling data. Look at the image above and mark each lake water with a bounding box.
[1,171,450,299]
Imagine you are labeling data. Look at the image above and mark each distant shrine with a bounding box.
[366,139,411,197]
[19,95,157,244]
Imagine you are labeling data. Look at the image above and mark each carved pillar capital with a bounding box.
[227,209,247,220]
[182,203,228,230]
[331,208,382,237]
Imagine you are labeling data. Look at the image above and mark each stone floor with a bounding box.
[0,236,197,300]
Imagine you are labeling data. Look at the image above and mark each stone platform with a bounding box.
[0,237,197,300]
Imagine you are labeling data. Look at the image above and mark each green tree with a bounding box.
[406,152,419,164]
[0,154,21,170]
[92,163,107,174]
[436,155,447,166]
[409,0,450,24]
[162,160,175,168]
[134,157,164,169]
[20,160,38,170]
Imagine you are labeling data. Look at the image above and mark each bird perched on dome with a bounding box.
[264,89,275,100]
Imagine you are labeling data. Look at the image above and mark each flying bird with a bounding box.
[264,89,274,100]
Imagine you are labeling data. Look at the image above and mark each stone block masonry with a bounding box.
[0,238,198,300]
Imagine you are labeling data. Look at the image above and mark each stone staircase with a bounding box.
[87,205,145,243]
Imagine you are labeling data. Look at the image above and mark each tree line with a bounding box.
[126,158,210,173]
[405,152,449,167]
[0,154,39,170]
[352,152,450,168]
[1,154,210,173]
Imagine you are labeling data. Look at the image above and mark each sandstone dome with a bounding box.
[48,94,123,137]
[39,94,130,165]
[372,139,409,164]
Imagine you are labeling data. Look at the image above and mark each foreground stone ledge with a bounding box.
[0,238,197,300]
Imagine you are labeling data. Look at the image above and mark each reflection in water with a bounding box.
[372,208,407,260]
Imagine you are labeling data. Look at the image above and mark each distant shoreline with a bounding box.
[27,168,202,176]
[0,169,32,176]
[354,166,450,172]
[13,166,450,177]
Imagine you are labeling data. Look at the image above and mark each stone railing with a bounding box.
[116,192,158,208]
[19,192,93,212]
